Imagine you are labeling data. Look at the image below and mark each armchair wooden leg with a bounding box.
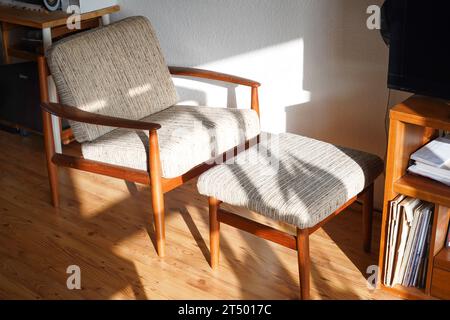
[149,130,165,257]
[42,111,59,208]
[151,184,165,257]
[47,160,59,207]
[361,184,374,253]
[297,228,311,300]
[209,197,220,269]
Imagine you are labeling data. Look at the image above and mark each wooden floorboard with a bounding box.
[0,130,398,300]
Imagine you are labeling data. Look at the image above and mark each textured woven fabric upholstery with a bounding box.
[82,106,261,179]
[47,16,178,142]
[197,133,383,229]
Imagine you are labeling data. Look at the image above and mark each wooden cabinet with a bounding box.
[431,248,450,299]
[379,96,450,299]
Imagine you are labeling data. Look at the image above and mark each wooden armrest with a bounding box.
[169,66,261,88]
[41,102,161,131]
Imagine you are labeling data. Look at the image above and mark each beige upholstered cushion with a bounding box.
[47,16,178,142]
[197,133,383,229]
[81,106,261,179]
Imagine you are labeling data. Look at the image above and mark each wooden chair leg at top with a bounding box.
[361,183,374,253]
[149,130,165,257]
[297,228,311,300]
[209,197,221,269]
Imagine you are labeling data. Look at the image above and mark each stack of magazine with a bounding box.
[384,196,434,288]
[408,135,450,186]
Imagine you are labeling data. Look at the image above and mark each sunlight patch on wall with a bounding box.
[173,38,311,133]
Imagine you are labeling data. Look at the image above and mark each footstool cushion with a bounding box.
[197,133,383,229]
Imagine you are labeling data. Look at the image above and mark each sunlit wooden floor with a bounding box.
[0,130,398,300]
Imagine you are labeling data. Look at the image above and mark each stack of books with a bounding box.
[408,135,450,186]
[384,196,434,288]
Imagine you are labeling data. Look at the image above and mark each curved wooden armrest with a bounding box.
[169,66,261,88]
[41,102,161,131]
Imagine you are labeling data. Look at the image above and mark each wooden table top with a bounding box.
[0,4,120,29]
[391,95,450,131]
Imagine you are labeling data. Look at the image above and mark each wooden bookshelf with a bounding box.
[379,96,450,300]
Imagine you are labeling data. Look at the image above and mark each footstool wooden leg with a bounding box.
[361,183,374,253]
[209,197,221,269]
[297,228,311,300]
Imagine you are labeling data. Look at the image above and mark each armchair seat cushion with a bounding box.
[81,105,260,179]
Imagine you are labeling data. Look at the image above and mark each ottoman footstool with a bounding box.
[197,133,384,299]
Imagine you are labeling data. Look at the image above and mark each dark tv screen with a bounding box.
[387,0,450,100]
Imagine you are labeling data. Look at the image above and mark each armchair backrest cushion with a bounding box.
[47,16,178,142]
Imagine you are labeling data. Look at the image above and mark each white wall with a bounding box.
[115,0,411,208]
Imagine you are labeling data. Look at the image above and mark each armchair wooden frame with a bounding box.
[38,56,261,257]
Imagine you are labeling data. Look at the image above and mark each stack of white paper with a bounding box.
[408,135,450,186]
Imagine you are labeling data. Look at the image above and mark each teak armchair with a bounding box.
[39,17,261,257]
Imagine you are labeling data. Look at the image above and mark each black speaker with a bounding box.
[0,62,43,133]
[43,0,61,11]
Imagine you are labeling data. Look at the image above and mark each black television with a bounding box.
[383,0,450,101]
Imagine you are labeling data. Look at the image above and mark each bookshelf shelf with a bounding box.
[8,46,41,61]
[382,285,428,300]
[394,174,450,208]
[379,96,450,300]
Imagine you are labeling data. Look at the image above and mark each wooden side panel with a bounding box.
[379,119,403,285]
[432,207,450,257]
[425,206,450,294]
[434,248,450,272]
[431,268,450,300]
